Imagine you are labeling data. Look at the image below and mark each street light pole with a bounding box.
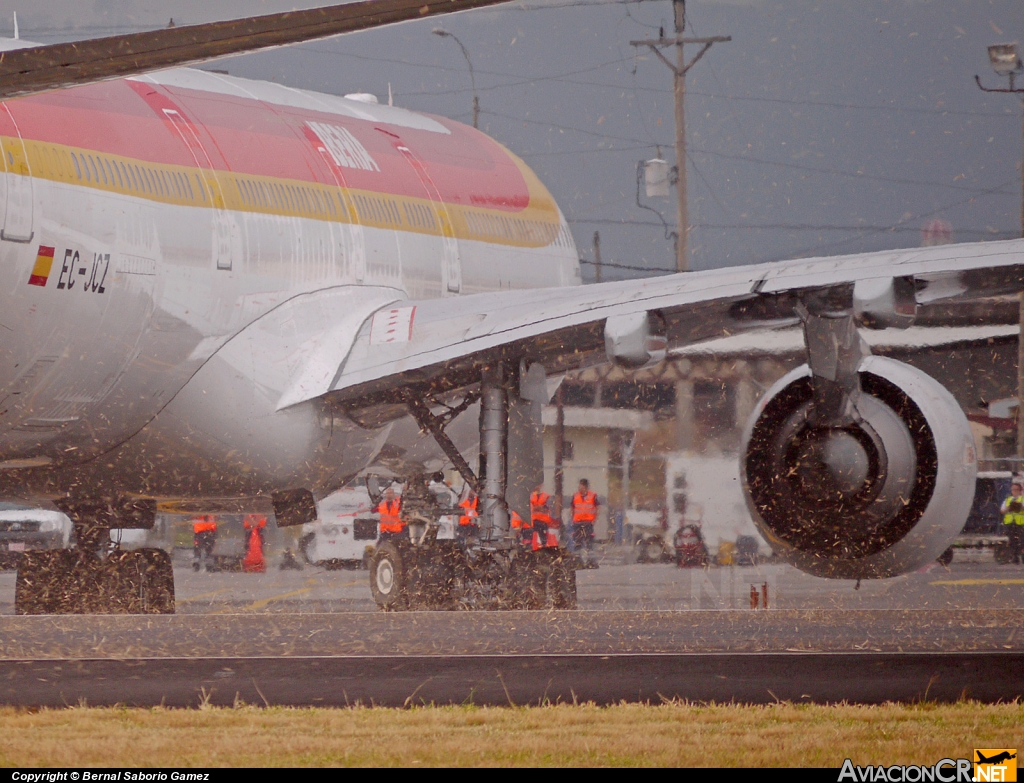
[976,43,1024,462]
[433,28,479,129]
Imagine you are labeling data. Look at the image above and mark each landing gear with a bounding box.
[368,539,576,611]
[15,498,174,615]
[369,541,406,609]
[370,361,579,612]
[508,549,577,609]
[15,547,174,615]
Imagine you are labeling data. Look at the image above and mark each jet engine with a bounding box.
[741,355,977,579]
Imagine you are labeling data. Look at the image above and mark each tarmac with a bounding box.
[0,547,1021,706]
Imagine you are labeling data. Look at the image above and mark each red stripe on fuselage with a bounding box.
[5,77,532,213]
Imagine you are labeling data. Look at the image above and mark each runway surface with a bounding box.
[0,552,1021,706]
[3,652,1022,707]
[3,549,1021,614]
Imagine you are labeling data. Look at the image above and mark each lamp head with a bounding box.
[988,42,1022,75]
[433,28,450,38]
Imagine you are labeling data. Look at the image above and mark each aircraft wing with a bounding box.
[0,0,512,101]
[323,238,1024,409]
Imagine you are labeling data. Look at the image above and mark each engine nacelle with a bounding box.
[741,356,976,579]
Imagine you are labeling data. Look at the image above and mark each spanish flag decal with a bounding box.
[28,246,55,287]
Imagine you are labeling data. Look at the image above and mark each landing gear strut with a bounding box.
[372,360,578,611]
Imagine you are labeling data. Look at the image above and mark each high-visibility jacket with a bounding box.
[530,491,553,526]
[1001,495,1024,526]
[530,490,559,549]
[459,495,479,527]
[572,491,598,523]
[192,516,217,534]
[510,510,533,546]
[377,499,404,533]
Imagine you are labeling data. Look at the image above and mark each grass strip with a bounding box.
[0,701,1019,767]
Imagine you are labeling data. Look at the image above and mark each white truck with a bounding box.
[299,486,380,569]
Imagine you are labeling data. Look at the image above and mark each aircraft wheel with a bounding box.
[937,546,954,567]
[532,551,577,610]
[15,550,73,614]
[138,548,175,613]
[370,542,407,610]
[507,552,545,609]
[550,557,578,610]
[99,549,176,614]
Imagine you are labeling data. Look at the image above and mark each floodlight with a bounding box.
[988,43,1022,75]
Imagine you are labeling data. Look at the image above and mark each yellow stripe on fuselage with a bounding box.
[5,136,568,250]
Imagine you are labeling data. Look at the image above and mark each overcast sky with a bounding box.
[0,0,1022,280]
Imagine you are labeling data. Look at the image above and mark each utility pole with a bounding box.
[976,44,1024,462]
[593,230,602,283]
[631,1,729,272]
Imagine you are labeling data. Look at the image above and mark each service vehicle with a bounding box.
[300,485,379,569]
[0,502,71,566]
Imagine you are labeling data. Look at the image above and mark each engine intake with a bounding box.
[741,356,976,579]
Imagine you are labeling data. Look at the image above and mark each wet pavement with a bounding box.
[0,553,1019,658]
[0,551,1021,705]
[2,548,1021,615]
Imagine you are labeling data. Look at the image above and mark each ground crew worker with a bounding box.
[192,514,217,572]
[377,486,405,542]
[458,490,480,542]
[510,510,530,547]
[530,483,558,550]
[1000,478,1024,565]
[571,478,599,567]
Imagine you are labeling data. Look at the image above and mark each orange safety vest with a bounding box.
[572,491,597,523]
[530,491,553,526]
[377,498,404,533]
[511,511,534,547]
[459,495,479,527]
[193,516,217,534]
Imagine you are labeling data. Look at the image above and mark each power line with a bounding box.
[535,76,1016,119]
[297,45,632,89]
[487,109,1014,195]
[690,148,1007,195]
[567,217,1016,237]
[579,258,672,273]
[786,178,1017,258]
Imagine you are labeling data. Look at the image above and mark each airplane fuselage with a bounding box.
[0,62,579,505]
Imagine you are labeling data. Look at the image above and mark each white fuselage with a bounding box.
[0,63,579,505]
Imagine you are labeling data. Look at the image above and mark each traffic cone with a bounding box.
[242,527,266,573]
